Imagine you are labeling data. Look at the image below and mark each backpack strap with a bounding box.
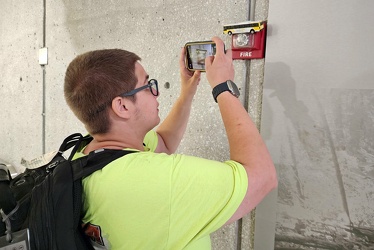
[45,133,93,173]
[58,133,89,152]
[72,149,135,180]
[63,134,93,161]
[70,149,136,249]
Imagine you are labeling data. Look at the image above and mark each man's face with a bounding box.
[132,62,160,130]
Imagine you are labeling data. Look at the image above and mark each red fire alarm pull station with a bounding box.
[223,20,267,60]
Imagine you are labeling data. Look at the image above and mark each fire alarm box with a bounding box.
[223,20,267,60]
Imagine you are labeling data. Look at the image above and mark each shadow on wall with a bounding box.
[263,61,314,208]
[263,62,311,138]
[263,62,374,249]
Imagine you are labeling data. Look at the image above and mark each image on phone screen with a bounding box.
[186,42,216,71]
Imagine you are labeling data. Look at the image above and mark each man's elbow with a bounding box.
[267,165,278,192]
[257,162,278,196]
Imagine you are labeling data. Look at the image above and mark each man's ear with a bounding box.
[111,97,132,119]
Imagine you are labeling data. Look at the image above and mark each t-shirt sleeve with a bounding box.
[143,130,158,152]
[167,154,248,246]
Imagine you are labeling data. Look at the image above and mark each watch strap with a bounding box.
[212,82,230,102]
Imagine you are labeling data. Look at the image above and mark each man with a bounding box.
[64,36,277,249]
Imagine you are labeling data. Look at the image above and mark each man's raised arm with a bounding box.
[205,36,278,224]
[155,47,201,154]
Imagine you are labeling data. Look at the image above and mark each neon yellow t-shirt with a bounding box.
[78,131,248,249]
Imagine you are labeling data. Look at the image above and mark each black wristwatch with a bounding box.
[212,80,240,102]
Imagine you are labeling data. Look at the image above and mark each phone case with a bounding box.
[184,41,216,72]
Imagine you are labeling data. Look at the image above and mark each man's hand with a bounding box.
[205,37,235,88]
[179,47,201,101]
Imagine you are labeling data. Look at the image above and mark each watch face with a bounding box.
[227,80,240,97]
[212,80,240,102]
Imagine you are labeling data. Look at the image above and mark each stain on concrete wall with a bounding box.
[263,1,374,249]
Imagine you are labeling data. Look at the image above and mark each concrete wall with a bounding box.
[1,1,44,166]
[1,0,269,249]
[4,0,372,249]
[262,0,374,249]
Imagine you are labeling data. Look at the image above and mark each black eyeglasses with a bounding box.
[119,79,159,97]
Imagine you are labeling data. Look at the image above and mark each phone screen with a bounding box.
[185,41,216,71]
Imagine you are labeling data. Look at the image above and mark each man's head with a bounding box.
[64,49,141,134]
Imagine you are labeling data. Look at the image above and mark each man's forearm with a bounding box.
[218,91,277,217]
[217,92,268,165]
[156,94,193,153]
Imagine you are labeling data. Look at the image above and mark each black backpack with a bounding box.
[0,133,134,249]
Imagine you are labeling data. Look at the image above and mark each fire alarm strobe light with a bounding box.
[223,20,267,60]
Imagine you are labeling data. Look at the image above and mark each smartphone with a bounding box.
[185,41,216,71]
